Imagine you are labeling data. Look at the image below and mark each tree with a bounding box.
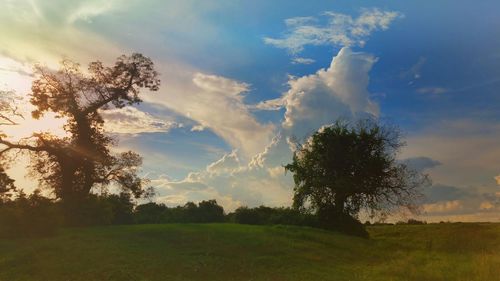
[0,54,160,204]
[285,119,428,233]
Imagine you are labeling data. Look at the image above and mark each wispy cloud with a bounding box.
[401,56,426,84]
[67,0,116,24]
[416,87,449,94]
[145,71,275,159]
[291,57,315,65]
[264,8,402,54]
[100,106,182,135]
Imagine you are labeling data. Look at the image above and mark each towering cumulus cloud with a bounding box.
[281,47,379,138]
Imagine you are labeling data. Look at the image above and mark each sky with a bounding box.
[1,0,500,222]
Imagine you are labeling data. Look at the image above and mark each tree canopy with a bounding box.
[0,54,160,202]
[285,119,428,228]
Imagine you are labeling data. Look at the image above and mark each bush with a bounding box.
[231,206,317,227]
[396,218,427,225]
[0,191,62,238]
[62,192,136,226]
[62,195,113,226]
[407,218,427,225]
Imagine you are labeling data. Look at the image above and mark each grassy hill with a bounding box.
[0,223,499,281]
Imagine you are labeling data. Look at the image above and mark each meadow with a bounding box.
[0,223,499,281]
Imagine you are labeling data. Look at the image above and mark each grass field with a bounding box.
[0,223,499,281]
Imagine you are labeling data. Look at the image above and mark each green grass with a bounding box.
[0,223,499,281]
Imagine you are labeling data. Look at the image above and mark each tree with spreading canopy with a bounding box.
[285,119,428,235]
[0,54,160,205]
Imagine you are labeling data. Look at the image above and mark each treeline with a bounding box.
[0,192,322,238]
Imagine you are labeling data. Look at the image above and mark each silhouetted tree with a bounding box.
[134,202,168,224]
[196,200,225,222]
[104,192,135,224]
[0,54,160,205]
[285,119,428,235]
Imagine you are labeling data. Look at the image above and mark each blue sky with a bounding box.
[1,0,500,221]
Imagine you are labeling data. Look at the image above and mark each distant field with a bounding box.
[0,223,499,281]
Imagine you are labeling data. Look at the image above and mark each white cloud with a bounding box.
[264,8,402,54]
[252,98,285,111]
[100,106,181,135]
[190,125,205,132]
[206,150,240,175]
[267,166,286,179]
[292,57,315,65]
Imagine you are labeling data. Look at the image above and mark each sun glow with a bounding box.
[0,56,68,140]
[2,112,68,141]
[0,56,33,94]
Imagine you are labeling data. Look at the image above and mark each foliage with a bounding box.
[285,119,429,236]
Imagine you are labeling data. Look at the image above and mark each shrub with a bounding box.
[62,195,113,226]
[0,191,62,238]
[407,218,427,225]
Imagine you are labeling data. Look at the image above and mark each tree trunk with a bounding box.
[334,193,345,215]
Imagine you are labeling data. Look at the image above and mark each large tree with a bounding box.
[285,119,428,228]
[0,54,160,202]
